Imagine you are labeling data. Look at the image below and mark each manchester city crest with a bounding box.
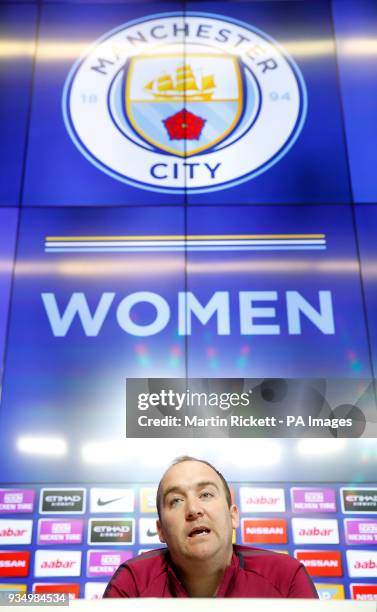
[125,53,244,157]
[63,13,307,193]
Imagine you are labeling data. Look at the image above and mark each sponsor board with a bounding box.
[0,489,35,514]
[341,488,377,513]
[0,520,32,545]
[139,518,160,544]
[87,550,133,577]
[240,487,285,513]
[63,13,306,194]
[292,518,339,544]
[140,488,157,513]
[291,487,336,513]
[350,584,377,601]
[315,584,345,600]
[294,550,342,577]
[88,519,134,545]
[39,488,85,514]
[242,518,287,544]
[0,584,27,594]
[90,488,134,513]
[84,582,107,600]
[344,518,377,545]
[33,583,80,599]
[37,519,84,545]
[0,552,30,578]
[346,550,377,578]
[34,550,82,578]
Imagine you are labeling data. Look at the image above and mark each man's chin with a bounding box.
[184,542,217,561]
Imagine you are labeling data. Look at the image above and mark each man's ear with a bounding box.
[156,519,166,543]
[230,504,240,530]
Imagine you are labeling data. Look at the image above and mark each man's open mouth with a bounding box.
[188,527,211,538]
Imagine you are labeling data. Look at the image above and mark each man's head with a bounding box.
[156,456,239,569]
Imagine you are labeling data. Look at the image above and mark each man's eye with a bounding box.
[200,491,214,499]
[170,497,183,507]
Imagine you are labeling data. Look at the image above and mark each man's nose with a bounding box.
[185,497,204,520]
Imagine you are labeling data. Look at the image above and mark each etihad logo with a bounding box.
[34,551,82,577]
[240,487,285,513]
[242,519,287,544]
[63,12,306,194]
[0,552,30,577]
[90,488,134,513]
[341,488,377,513]
[0,520,32,545]
[295,550,342,577]
[88,519,134,545]
[292,518,339,544]
[40,489,85,514]
[346,551,377,577]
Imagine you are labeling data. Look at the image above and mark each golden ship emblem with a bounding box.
[144,64,216,102]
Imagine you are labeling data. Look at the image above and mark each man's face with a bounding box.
[156,461,239,567]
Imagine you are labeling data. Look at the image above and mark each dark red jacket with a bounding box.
[103,545,318,598]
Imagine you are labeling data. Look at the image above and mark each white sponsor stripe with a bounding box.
[45,246,327,253]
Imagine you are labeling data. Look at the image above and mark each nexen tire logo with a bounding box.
[63,12,306,193]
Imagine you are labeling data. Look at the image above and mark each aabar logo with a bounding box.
[346,551,377,577]
[0,552,30,577]
[242,519,287,544]
[41,561,75,569]
[34,551,82,577]
[240,488,285,513]
[0,528,27,537]
[292,518,339,544]
[63,12,307,194]
[0,520,32,545]
[295,551,342,577]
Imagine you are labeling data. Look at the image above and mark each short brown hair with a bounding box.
[156,456,232,519]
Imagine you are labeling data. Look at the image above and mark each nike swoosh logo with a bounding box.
[97,496,125,506]
[147,528,158,537]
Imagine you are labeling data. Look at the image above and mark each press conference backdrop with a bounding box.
[1,0,377,601]
[0,483,377,600]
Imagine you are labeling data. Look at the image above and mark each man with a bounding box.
[104,456,318,598]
